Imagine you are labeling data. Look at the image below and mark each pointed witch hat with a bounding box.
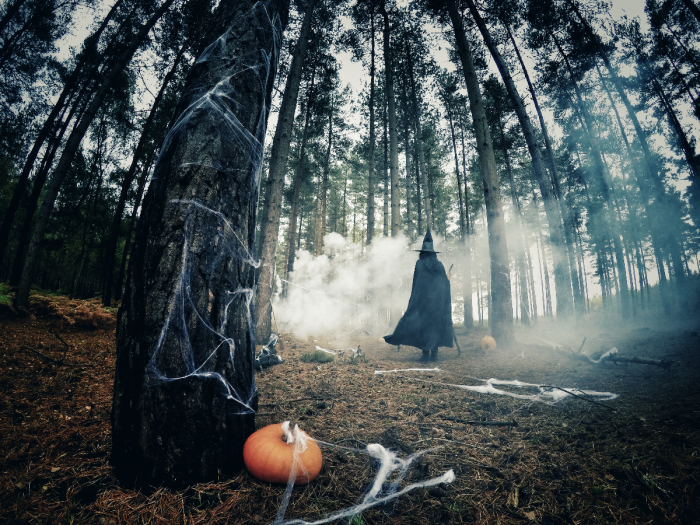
[414,229,440,253]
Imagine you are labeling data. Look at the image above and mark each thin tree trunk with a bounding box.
[319,103,332,254]
[116,153,156,302]
[254,0,319,340]
[286,70,316,278]
[367,11,377,244]
[380,1,400,236]
[496,116,530,326]
[0,0,124,264]
[568,0,687,286]
[15,0,177,309]
[401,76,413,240]
[551,32,630,316]
[446,0,512,341]
[466,0,572,317]
[405,36,433,230]
[505,23,583,315]
[382,89,389,236]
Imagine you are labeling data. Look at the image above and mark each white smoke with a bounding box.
[274,233,422,339]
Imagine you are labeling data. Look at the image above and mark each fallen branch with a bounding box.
[23,346,92,367]
[258,396,325,408]
[605,355,673,369]
[440,415,518,427]
[539,385,616,411]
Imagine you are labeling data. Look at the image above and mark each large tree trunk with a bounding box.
[380,1,400,236]
[14,0,177,310]
[254,0,319,341]
[102,46,185,307]
[446,0,512,342]
[466,0,572,317]
[111,0,288,488]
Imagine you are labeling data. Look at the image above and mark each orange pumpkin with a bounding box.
[480,335,497,351]
[243,422,322,484]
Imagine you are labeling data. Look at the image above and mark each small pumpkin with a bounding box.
[480,335,497,351]
[243,421,322,485]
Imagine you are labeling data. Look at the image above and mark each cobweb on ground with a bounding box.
[271,422,455,525]
[406,377,619,405]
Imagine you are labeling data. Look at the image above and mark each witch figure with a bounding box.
[384,229,453,362]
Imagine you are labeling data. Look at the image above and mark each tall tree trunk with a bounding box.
[446,104,472,328]
[318,104,332,254]
[103,46,185,307]
[0,0,124,264]
[466,0,572,316]
[116,152,156,302]
[568,0,687,286]
[505,23,583,315]
[595,63,672,309]
[405,36,433,230]
[254,0,319,341]
[367,12,377,244]
[111,0,288,488]
[403,96,413,240]
[285,70,316,278]
[414,144,422,235]
[551,32,630,316]
[382,90,389,236]
[496,116,530,326]
[14,0,177,310]
[446,0,512,341]
[380,1,400,236]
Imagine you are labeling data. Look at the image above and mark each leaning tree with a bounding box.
[111,0,289,487]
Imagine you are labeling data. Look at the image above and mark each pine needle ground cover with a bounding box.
[1,300,699,524]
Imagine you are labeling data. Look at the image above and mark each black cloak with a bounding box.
[384,251,453,350]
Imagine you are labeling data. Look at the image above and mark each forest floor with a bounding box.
[1,295,700,524]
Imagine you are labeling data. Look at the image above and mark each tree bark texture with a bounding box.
[254,0,318,341]
[111,0,288,488]
[447,0,512,341]
[103,46,186,307]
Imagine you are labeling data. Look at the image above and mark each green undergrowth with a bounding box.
[300,349,335,363]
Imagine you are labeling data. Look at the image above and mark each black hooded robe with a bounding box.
[384,252,453,356]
